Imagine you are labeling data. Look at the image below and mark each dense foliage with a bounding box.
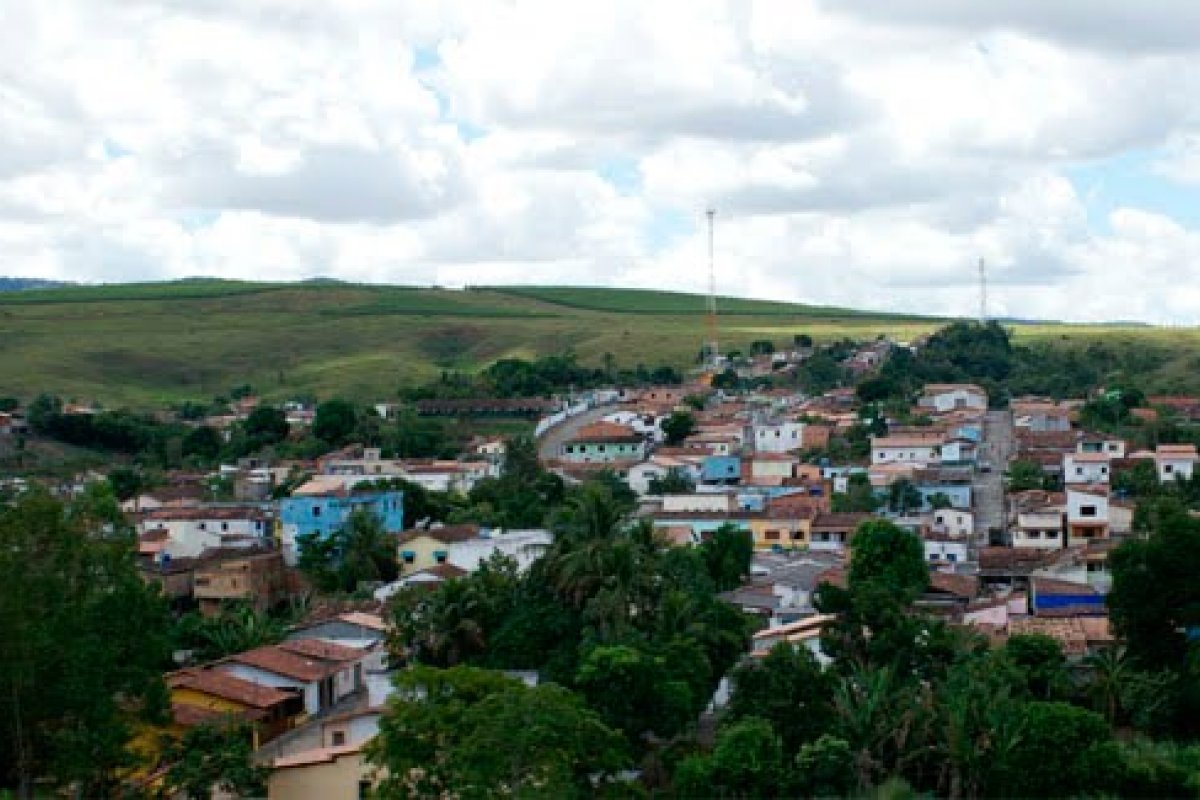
[0,491,172,795]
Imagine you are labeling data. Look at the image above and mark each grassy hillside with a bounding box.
[0,280,1194,407]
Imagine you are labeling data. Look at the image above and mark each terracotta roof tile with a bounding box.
[169,668,297,709]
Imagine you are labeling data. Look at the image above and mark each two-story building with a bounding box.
[871,435,942,466]
[218,640,368,717]
[1063,452,1111,485]
[137,505,272,560]
[1156,444,1198,483]
[279,487,404,565]
[918,384,988,414]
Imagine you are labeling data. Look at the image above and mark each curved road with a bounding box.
[536,405,617,463]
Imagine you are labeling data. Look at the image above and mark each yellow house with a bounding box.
[749,514,812,550]
[168,668,304,747]
[269,744,376,799]
[396,524,480,574]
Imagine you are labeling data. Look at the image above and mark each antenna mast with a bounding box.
[706,208,719,367]
[978,257,987,324]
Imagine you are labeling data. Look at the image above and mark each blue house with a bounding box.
[702,456,741,485]
[279,489,404,564]
[1030,576,1105,616]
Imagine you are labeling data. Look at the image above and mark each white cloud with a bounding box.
[1,1,1199,322]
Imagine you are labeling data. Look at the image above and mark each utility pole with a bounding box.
[978,257,987,324]
[706,208,720,367]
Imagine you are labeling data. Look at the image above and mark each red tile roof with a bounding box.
[169,668,297,709]
[226,645,346,683]
[279,639,365,663]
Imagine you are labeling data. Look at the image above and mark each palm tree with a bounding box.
[1084,645,1132,724]
[337,509,397,590]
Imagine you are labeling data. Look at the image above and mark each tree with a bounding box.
[1002,634,1070,701]
[1007,459,1047,492]
[847,519,928,602]
[1084,646,1134,724]
[648,468,695,495]
[885,479,923,515]
[997,702,1122,798]
[106,466,143,502]
[750,339,776,356]
[0,492,172,796]
[182,425,221,461]
[795,735,856,799]
[833,473,881,513]
[176,603,285,662]
[313,398,358,445]
[1108,501,1200,671]
[793,333,814,348]
[369,666,628,799]
[242,405,289,449]
[699,523,754,592]
[298,509,398,594]
[165,720,267,799]
[726,643,836,754]
[661,410,697,446]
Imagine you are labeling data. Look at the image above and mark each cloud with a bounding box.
[0,0,1199,323]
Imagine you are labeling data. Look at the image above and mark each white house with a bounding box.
[1156,444,1198,484]
[753,420,804,454]
[932,508,974,538]
[939,438,978,465]
[750,615,836,664]
[626,456,703,495]
[871,435,942,466]
[603,410,665,443]
[218,640,367,716]
[1062,452,1111,485]
[661,493,731,513]
[923,533,969,565]
[137,506,270,560]
[1013,510,1065,550]
[1078,437,1126,459]
[1066,487,1109,546]
[918,384,988,413]
[446,529,553,572]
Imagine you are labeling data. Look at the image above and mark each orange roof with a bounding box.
[226,645,347,683]
[272,742,364,769]
[279,639,365,662]
[169,668,297,709]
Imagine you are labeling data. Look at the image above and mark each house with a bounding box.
[1077,436,1126,459]
[445,528,553,572]
[1155,444,1198,483]
[939,438,978,465]
[1066,486,1109,546]
[285,613,390,672]
[168,668,304,747]
[395,524,481,574]
[747,453,798,482]
[398,460,491,493]
[750,614,837,663]
[701,455,742,485]
[279,488,404,565]
[931,508,973,537]
[923,532,969,565]
[1012,401,1073,432]
[268,743,373,800]
[1012,508,1066,550]
[219,640,368,716]
[749,507,816,551]
[1029,576,1105,617]
[136,505,272,560]
[918,384,988,413]
[193,551,288,617]
[753,420,804,454]
[809,512,871,552]
[375,563,469,598]
[1062,452,1111,485]
[870,435,942,466]
[559,422,647,464]
[626,455,703,495]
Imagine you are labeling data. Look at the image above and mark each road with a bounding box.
[972,409,1016,553]
[536,404,616,463]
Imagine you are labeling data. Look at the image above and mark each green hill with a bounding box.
[0,280,1193,407]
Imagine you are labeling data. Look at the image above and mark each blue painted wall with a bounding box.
[280,490,404,540]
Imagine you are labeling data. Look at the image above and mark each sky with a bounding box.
[3,1,1200,323]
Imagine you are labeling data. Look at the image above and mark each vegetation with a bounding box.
[164,720,267,799]
[298,509,400,594]
[0,491,172,795]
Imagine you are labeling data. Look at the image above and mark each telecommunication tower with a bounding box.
[706,209,719,367]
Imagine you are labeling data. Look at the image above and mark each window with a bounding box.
[1165,464,1174,474]
[434,550,448,564]
[313,506,322,518]
[402,551,416,564]
[1076,467,1083,476]
[198,522,206,531]
[331,729,346,746]
[1080,505,1097,517]
[765,530,781,541]
[221,522,229,532]
[947,554,957,562]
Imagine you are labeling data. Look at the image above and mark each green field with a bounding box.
[0,280,1194,407]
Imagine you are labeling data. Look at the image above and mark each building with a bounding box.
[1062,452,1111,485]
[753,420,804,454]
[1012,401,1073,432]
[137,505,272,560]
[168,668,304,747]
[279,488,404,565]
[1156,444,1199,483]
[1012,508,1066,550]
[446,529,553,572]
[870,435,942,466]
[559,422,647,464]
[750,614,837,663]
[219,640,368,716]
[268,744,372,800]
[193,551,288,617]
[918,384,988,413]
[923,532,969,565]
[809,512,872,552]
[1066,487,1109,547]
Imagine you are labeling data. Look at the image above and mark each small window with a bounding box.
[221,522,229,532]
[1076,467,1083,476]
[331,730,347,747]
[402,551,416,564]
[313,506,322,518]
[1081,505,1097,517]
[1165,464,1174,474]
[198,522,206,531]
[947,554,957,562]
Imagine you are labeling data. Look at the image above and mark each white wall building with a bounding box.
[871,436,941,466]
[137,506,269,560]
[447,529,553,572]
[753,421,804,454]
[1063,453,1111,485]
[918,384,988,413]
[1156,444,1198,483]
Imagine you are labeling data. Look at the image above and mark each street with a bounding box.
[972,409,1016,553]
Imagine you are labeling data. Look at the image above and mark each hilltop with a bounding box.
[0,279,1194,406]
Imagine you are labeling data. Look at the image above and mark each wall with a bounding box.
[280,491,404,564]
[220,664,320,716]
[268,752,368,800]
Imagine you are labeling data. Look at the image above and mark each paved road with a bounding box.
[536,404,617,463]
[972,409,1016,553]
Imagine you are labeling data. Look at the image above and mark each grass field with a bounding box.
[0,280,1195,407]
